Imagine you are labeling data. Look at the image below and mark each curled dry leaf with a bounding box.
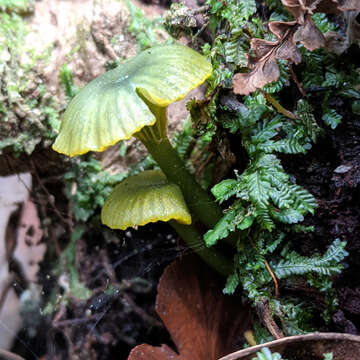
[234,17,324,95]
[346,11,360,44]
[317,0,360,13]
[293,15,325,50]
[234,21,298,95]
[234,0,327,95]
[282,0,360,17]
[324,10,360,54]
[324,31,348,54]
[128,256,251,360]
[282,0,320,23]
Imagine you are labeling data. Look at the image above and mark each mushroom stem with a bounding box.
[169,220,233,276]
[142,136,223,228]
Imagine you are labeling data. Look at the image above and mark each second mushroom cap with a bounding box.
[101,169,192,230]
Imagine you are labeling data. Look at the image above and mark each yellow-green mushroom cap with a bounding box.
[53,44,212,157]
[101,170,192,230]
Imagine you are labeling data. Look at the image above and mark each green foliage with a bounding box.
[322,109,342,129]
[271,299,315,335]
[252,347,285,360]
[294,100,323,144]
[206,96,317,243]
[250,236,344,295]
[252,320,274,344]
[59,64,79,100]
[272,239,348,279]
[126,0,167,51]
[204,201,254,246]
[64,157,125,222]
[312,13,336,33]
[300,48,360,129]
[166,0,355,339]
[224,234,347,330]
[174,117,193,159]
[0,0,32,14]
[0,12,26,53]
[208,0,257,25]
[197,15,349,328]
[200,0,260,95]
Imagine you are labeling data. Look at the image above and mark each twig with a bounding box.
[264,260,279,298]
[261,91,296,120]
[289,65,306,97]
[190,4,210,15]
[249,238,280,298]
[53,315,99,328]
[257,298,284,339]
[120,292,162,327]
[52,303,66,325]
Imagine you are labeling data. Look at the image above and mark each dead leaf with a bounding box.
[324,31,348,54]
[317,0,360,12]
[346,11,360,44]
[128,344,179,360]
[293,15,325,50]
[281,0,320,23]
[233,13,326,95]
[234,21,302,95]
[233,54,280,95]
[324,10,360,54]
[128,256,251,360]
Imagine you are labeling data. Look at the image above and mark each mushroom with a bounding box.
[101,170,232,275]
[101,169,192,229]
[52,44,222,229]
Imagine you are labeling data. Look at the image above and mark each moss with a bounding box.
[0,12,60,155]
[0,0,33,15]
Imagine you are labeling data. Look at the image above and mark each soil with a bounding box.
[278,46,360,334]
[12,221,179,359]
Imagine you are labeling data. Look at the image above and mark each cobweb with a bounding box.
[1,174,208,360]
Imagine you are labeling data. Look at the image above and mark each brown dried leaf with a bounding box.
[293,15,325,50]
[346,11,360,44]
[233,15,326,95]
[268,22,302,62]
[317,0,360,13]
[338,0,360,11]
[234,22,301,95]
[233,56,280,95]
[324,31,348,54]
[281,0,320,23]
[280,0,360,19]
[128,256,251,360]
[129,344,179,359]
[324,10,360,54]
